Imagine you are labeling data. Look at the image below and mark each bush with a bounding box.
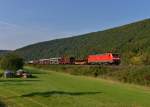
[0,53,24,71]
[28,64,150,86]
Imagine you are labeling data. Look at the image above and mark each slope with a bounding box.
[0,67,150,107]
[16,19,150,64]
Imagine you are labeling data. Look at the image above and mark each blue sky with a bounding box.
[0,0,149,50]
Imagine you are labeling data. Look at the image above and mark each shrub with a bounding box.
[0,53,24,71]
[29,64,150,86]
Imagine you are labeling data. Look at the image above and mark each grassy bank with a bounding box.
[29,64,150,86]
[0,67,149,106]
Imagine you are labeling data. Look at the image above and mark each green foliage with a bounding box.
[29,64,150,86]
[0,53,24,71]
[16,19,150,65]
[0,50,12,57]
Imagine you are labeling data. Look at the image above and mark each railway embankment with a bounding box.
[28,64,150,87]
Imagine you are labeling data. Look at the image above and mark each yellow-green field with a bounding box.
[0,67,150,107]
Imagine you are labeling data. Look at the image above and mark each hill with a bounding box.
[16,19,150,64]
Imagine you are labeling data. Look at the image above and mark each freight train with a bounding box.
[28,53,121,65]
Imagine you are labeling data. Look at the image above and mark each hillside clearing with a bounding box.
[0,67,149,107]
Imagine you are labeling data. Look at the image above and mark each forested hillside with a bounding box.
[16,19,150,65]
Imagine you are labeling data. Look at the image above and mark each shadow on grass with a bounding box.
[0,101,6,107]
[21,91,102,97]
[31,72,47,74]
[0,79,40,83]
[0,79,40,86]
[30,75,38,78]
[24,68,47,74]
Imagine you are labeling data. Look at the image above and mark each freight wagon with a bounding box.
[50,57,61,64]
[39,59,51,65]
[59,57,75,64]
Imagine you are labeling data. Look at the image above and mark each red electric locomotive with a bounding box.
[87,53,121,65]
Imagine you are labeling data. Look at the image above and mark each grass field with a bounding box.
[0,67,150,107]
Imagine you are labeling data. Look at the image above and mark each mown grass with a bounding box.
[0,66,150,106]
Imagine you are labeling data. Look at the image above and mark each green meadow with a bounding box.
[0,67,150,107]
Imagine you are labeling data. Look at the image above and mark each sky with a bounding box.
[0,0,150,50]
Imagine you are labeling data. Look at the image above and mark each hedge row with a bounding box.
[29,64,150,86]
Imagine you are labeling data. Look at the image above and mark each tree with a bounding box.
[0,53,24,71]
